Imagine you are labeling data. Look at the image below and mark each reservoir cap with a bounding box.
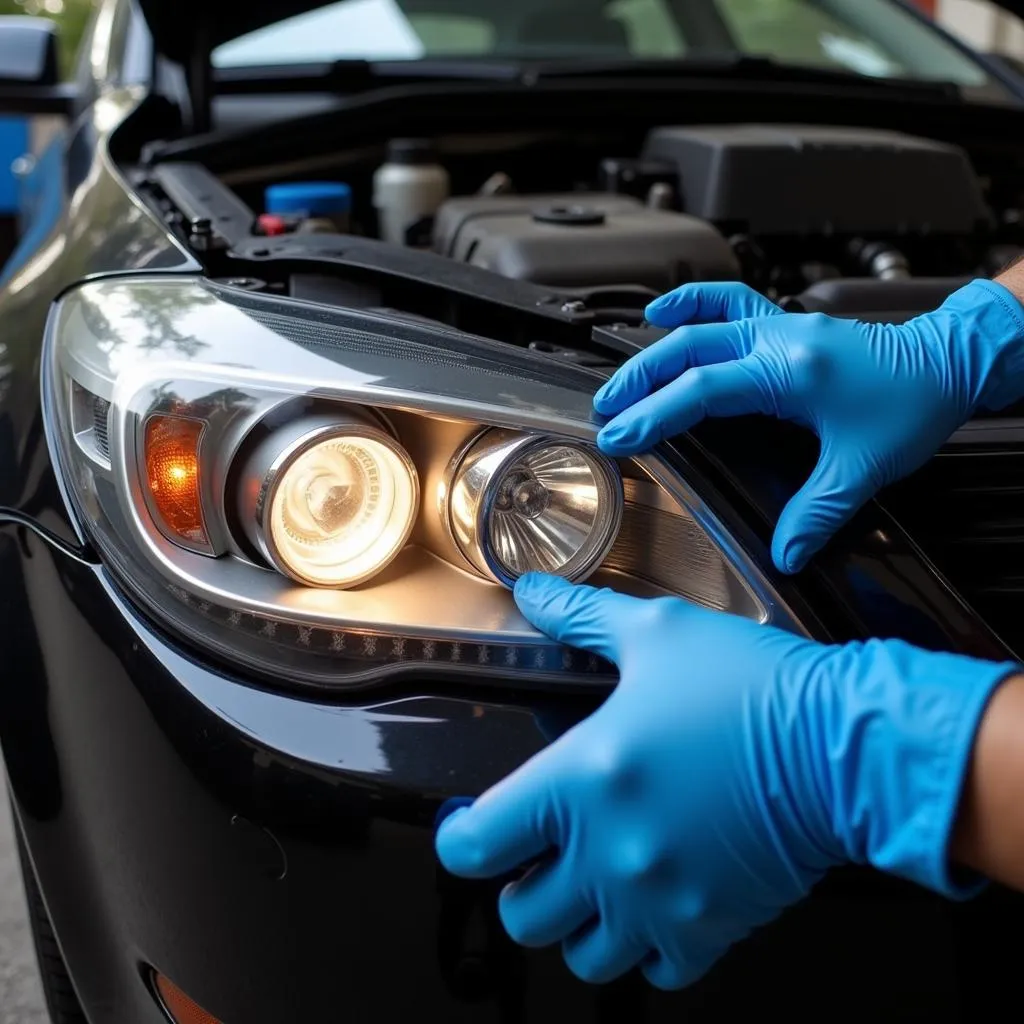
[265,181,351,217]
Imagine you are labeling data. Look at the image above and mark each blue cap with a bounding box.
[265,181,351,217]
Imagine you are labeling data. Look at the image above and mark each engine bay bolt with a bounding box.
[560,300,586,314]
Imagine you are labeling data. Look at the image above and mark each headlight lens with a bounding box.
[450,431,622,586]
[271,434,414,586]
[44,276,801,689]
[236,414,418,588]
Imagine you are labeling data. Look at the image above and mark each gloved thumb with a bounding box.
[514,573,635,664]
[772,443,880,574]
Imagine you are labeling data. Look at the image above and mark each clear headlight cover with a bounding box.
[44,275,802,690]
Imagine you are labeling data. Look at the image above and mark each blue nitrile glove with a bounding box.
[435,574,1016,990]
[594,280,1024,573]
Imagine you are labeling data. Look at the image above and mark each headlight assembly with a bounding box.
[44,275,802,690]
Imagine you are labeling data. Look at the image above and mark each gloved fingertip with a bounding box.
[641,955,709,992]
[433,796,474,833]
[514,571,551,595]
[434,806,483,875]
[593,380,616,411]
[772,534,811,576]
[596,421,643,456]
[781,556,802,576]
[643,297,676,327]
[514,572,566,613]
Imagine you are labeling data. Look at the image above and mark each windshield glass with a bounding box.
[212,0,997,92]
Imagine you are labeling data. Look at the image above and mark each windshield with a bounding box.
[212,0,999,92]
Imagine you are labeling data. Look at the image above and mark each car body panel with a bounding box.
[7,521,1024,1023]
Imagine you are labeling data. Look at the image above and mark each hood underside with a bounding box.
[139,0,325,65]
[138,0,1024,66]
[139,0,481,65]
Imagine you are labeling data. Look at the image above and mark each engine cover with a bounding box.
[642,124,991,237]
[432,193,740,291]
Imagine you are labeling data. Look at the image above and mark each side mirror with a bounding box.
[0,16,59,87]
[0,16,76,115]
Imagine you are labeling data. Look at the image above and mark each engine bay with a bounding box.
[137,120,1024,362]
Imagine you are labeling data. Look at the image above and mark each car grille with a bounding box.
[881,420,1024,658]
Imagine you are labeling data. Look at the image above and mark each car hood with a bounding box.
[139,0,328,64]
[138,0,1024,65]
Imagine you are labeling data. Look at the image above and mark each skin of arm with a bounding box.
[952,674,1024,890]
[997,256,1024,304]
[948,261,1024,889]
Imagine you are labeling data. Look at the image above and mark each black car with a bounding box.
[4,1,1024,1021]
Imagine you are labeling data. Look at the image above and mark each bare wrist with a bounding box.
[995,254,1024,306]
[950,672,1024,887]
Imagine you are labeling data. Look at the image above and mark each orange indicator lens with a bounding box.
[144,415,209,548]
[153,972,223,1024]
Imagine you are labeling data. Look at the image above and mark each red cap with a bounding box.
[257,213,288,237]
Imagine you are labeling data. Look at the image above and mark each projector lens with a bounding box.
[269,434,415,587]
[239,415,418,588]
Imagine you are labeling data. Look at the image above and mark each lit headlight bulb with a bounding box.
[449,431,623,587]
[239,414,418,588]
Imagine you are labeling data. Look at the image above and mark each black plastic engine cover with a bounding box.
[642,124,992,237]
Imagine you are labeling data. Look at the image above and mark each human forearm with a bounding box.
[996,252,1024,305]
[951,673,1024,891]
[950,271,1024,889]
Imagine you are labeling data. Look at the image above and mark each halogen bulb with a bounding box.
[488,445,606,578]
[448,431,623,588]
[267,433,416,588]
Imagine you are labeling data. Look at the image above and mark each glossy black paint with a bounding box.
[2,4,1024,1022]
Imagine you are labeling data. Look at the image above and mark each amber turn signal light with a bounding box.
[144,414,210,551]
[153,972,222,1024]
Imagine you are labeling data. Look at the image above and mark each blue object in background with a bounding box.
[265,181,351,217]
[0,131,65,287]
[0,117,29,214]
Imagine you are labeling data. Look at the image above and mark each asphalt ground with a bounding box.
[0,793,47,1023]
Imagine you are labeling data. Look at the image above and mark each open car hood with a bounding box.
[137,0,1024,66]
[138,0,457,65]
[138,0,327,64]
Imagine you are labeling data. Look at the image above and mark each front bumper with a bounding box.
[6,523,1024,1023]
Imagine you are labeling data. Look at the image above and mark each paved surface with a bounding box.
[0,795,47,1023]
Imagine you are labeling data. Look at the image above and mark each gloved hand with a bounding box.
[593,280,1024,573]
[436,574,1015,989]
